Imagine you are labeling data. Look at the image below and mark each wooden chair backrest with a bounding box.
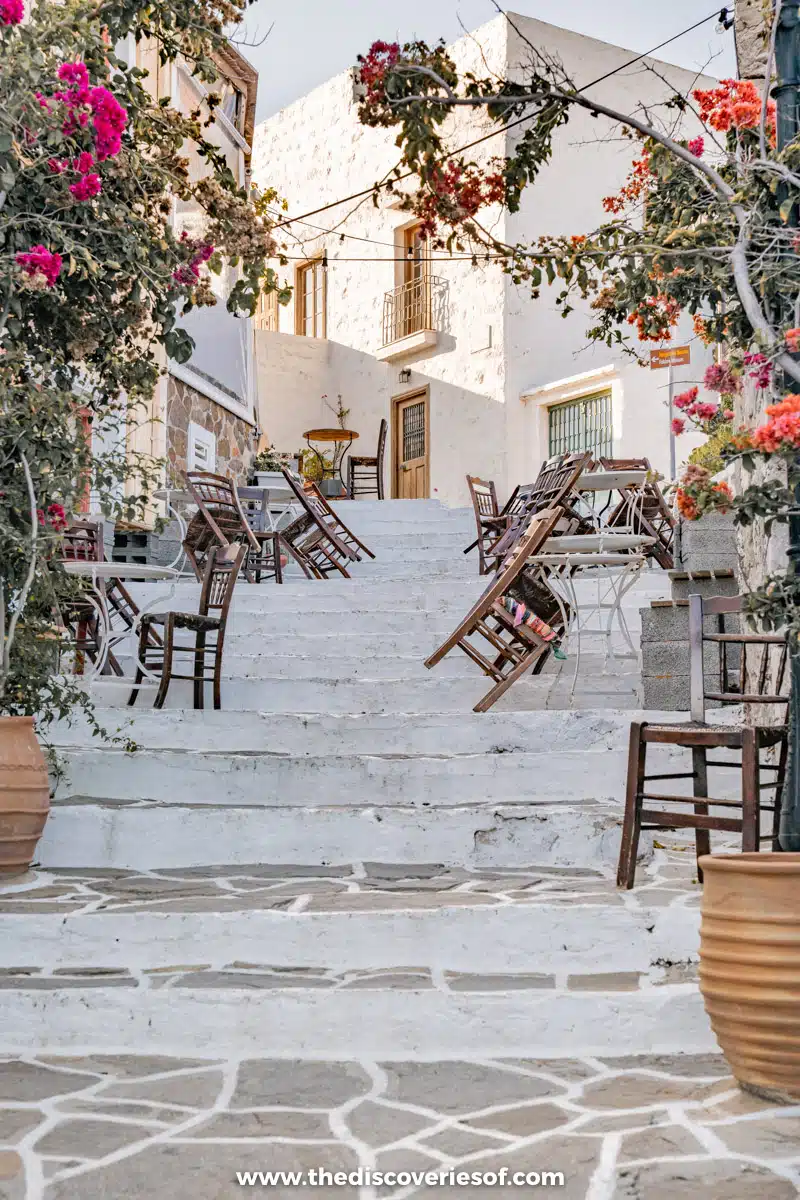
[689,594,788,723]
[184,470,258,551]
[199,544,248,619]
[61,520,104,561]
[466,476,499,521]
[376,417,388,468]
[491,452,592,559]
[280,469,357,559]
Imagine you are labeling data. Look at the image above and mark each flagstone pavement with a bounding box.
[1,1053,799,1198]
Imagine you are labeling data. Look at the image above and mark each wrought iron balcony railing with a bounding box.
[381,275,445,346]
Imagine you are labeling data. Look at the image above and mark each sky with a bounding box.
[238,0,737,122]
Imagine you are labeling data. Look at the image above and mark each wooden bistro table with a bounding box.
[61,560,179,685]
[302,428,359,494]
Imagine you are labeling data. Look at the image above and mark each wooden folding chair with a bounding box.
[302,479,375,560]
[598,457,676,570]
[487,452,594,570]
[463,476,510,575]
[425,507,566,712]
[279,470,362,578]
[183,471,310,583]
[617,594,789,889]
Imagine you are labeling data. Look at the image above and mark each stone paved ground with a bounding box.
[0,1053,798,1198]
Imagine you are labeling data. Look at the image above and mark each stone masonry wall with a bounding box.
[166,375,255,486]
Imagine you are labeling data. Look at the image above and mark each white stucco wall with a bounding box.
[252,13,717,505]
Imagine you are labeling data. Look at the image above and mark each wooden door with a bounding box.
[393,390,429,499]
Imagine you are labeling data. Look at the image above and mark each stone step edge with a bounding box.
[0,984,713,1057]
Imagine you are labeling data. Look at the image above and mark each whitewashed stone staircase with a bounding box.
[1,500,715,1060]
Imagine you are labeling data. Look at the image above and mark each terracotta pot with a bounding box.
[0,717,50,876]
[699,852,800,1102]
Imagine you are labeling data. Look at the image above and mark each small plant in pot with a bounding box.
[251,446,294,488]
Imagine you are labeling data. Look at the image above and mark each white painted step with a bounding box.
[40,798,626,869]
[51,708,663,756]
[99,672,642,712]
[0,983,711,1058]
[55,744,659,809]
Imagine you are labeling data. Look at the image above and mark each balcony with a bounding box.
[377,275,445,362]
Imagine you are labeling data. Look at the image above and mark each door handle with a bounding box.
[402,465,410,472]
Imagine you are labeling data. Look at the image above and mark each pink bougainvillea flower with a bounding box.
[0,0,24,25]
[687,136,704,157]
[743,351,773,390]
[671,417,686,435]
[15,245,63,287]
[70,172,102,200]
[48,158,67,174]
[74,151,94,173]
[89,86,128,159]
[704,361,742,395]
[693,401,721,421]
[673,386,698,411]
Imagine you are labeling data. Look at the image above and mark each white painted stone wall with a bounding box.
[252,14,716,506]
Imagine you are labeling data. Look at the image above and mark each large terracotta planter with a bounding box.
[0,717,50,876]
[699,852,800,1101]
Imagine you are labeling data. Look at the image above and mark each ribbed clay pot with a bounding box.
[699,852,800,1102]
[0,717,50,876]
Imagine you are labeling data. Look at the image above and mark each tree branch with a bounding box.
[0,451,39,703]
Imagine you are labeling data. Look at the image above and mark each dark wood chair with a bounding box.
[598,457,676,570]
[487,451,594,570]
[463,476,510,575]
[425,507,567,712]
[279,469,361,578]
[617,594,789,889]
[347,418,387,499]
[59,520,161,676]
[128,543,247,710]
[303,480,375,560]
[182,471,310,583]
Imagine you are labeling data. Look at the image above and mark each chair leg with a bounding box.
[192,632,206,711]
[273,534,283,584]
[692,746,711,882]
[741,727,759,853]
[213,643,224,710]
[772,734,789,851]
[153,623,174,710]
[617,722,647,889]
[127,624,149,707]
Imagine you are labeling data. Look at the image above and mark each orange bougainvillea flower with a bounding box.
[693,79,776,143]
[751,396,800,453]
[786,328,800,353]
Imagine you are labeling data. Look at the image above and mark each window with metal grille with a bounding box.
[548,391,613,460]
[403,401,426,462]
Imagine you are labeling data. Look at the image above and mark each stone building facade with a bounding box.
[166,376,254,487]
[252,14,717,508]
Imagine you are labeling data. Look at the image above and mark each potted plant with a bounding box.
[251,445,294,488]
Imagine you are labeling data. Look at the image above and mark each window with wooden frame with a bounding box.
[254,289,279,331]
[295,258,327,337]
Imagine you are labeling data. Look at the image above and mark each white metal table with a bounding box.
[530,533,656,695]
[61,561,179,684]
[153,488,197,573]
[575,470,649,531]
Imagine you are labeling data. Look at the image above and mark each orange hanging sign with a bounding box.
[650,346,691,368]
